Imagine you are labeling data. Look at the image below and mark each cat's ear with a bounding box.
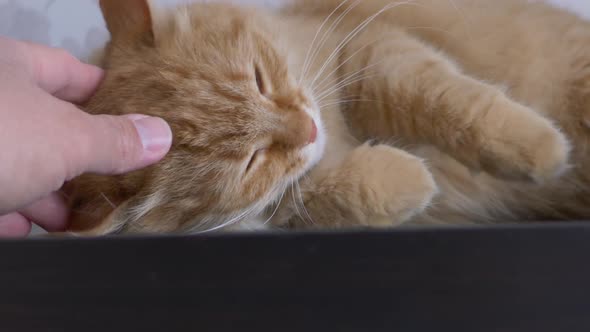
[99,0,155,46]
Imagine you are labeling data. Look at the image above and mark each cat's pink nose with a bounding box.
[308,119,317,144]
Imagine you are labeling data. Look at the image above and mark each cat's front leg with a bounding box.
[340,27,570,183]
[289,143,438,229]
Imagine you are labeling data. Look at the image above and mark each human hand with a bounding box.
[0,36,172,237]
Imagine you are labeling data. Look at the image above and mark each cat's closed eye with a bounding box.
[255,65,266,95]
[245,148,267,173]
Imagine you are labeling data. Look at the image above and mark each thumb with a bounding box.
[71,112,173,177]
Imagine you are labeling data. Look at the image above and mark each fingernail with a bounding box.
[127,115,172,154]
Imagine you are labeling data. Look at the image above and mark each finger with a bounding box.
[55,103,173,178]
[19,193,69,232]
[0,213,32,238]
[0,96,172,213]
[21,41,104,103]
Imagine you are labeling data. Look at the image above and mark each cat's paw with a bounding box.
[339,144,438,226]
[475,99,571,183]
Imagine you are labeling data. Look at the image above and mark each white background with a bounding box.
[0,0,589,61]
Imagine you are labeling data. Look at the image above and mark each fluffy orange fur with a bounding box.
[64,0,590,235]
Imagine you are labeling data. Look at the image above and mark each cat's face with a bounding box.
[67,0,325,234]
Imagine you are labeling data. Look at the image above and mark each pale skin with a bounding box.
[0,37,172,237]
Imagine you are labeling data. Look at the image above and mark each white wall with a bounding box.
[0,0,588,61]
[548,0,590,17]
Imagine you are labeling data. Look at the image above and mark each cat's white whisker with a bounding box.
[299,0,352,84]
[318,67,378,98]
[196,206,255,234]
[314,24,460,94]
[99,192,116,209]
[295,180,314,225]
[127,191,163,223]
[302,0,363,85]
[312,33,396,93]
[317,77,376,104]
[316,72,380,102]
[314,58,387,98]
[263,189,286,226]
[318,92,382,105]
[290,181,305,223]
[309,1,417,88]
[319,98,385,109]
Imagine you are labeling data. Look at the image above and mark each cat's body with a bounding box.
[292,0,590,226]
[269,0,590,228]
[66,0,590,235]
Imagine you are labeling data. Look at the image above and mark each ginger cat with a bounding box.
[65,0,590,235]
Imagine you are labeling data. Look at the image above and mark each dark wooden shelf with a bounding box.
[1,223,589,332]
